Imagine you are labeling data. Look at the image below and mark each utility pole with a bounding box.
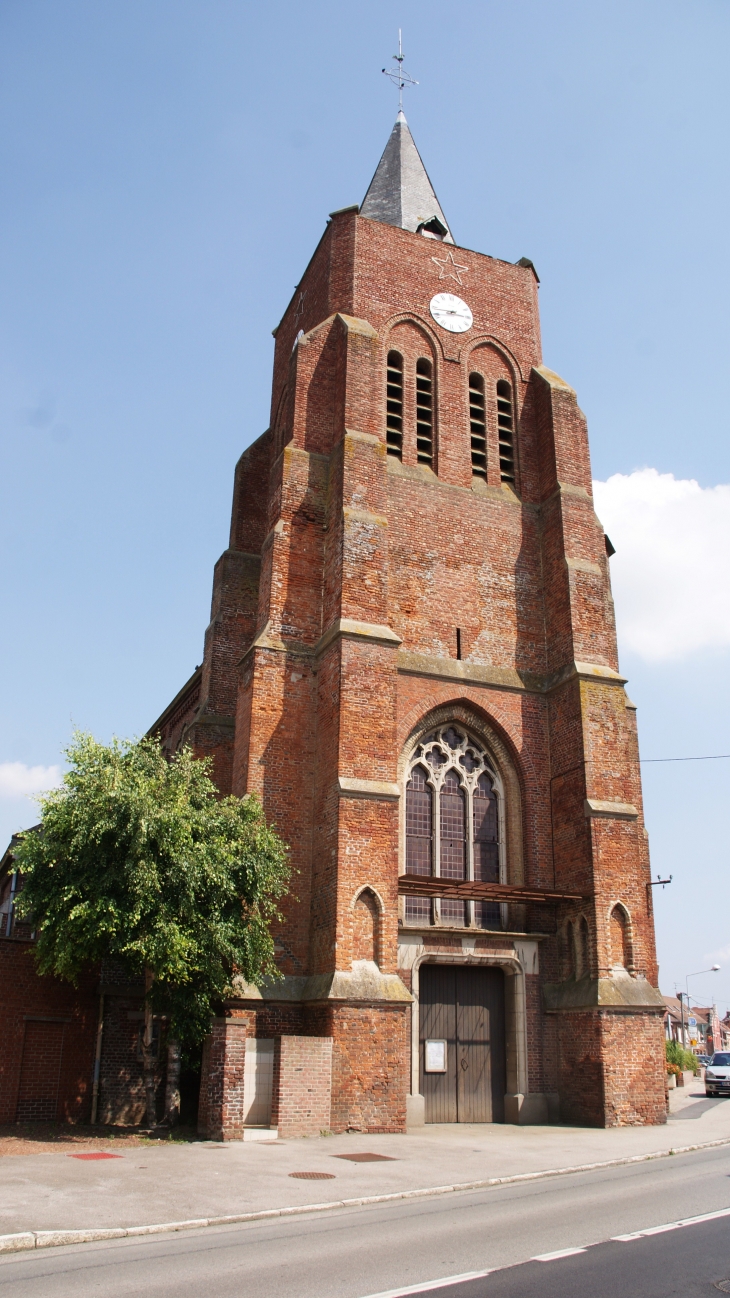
[679,992,687,1049]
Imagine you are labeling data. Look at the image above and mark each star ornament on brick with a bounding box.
[432,250,469,285]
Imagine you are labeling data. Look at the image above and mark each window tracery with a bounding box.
[404,725,503,930]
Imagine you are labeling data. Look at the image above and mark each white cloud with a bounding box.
[593,469,730,662]
[0,762,63,800]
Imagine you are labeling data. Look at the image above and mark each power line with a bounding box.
[641,754,730,764]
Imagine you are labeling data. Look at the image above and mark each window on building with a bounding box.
[496,379,515,484]
[386,351,404,459]
[405,764,432,925]
[469,373,487,479]
[440,770,466,926]
[473,773,501,930]
[404,725,503,930]
[415,358,434,466]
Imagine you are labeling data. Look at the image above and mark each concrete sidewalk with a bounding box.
[1,1084,729,1244]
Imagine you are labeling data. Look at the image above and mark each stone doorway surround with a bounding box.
[398,931,558,1126]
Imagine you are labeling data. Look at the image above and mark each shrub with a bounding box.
[666,1040,700,1074]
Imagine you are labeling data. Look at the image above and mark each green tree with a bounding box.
[14,732,290,1127]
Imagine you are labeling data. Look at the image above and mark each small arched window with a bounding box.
[469,373,487,479]
[353,889,380,966]
[415,358,434,466]
[386,351,404,459]
[610,905,632,970]
[496,379,515,484]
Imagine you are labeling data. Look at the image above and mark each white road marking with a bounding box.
[532,1247,588,1261]
[360,1202,730,1298]
[612,1204,730,1242]
[358,1272,494,1298]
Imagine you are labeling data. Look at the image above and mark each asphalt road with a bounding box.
[2,1142,730,1298]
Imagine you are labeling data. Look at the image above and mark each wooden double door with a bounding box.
[419,965,506,1123]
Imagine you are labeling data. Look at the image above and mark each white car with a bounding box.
[705,1053,730,1096]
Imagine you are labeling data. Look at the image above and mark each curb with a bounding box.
[2,1135,730,1255]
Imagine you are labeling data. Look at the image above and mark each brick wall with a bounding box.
[273,1035,332,1138]
[197,1013,255,1140]
[0,938,97,1123]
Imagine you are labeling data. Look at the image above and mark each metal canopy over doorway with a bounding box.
[419,964,506,1123]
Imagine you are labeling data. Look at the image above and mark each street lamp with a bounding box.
[680,966,721,1049]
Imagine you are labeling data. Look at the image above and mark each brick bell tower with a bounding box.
[154,111,666,1133]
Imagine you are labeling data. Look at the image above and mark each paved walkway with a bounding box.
[1,1083,728,1240]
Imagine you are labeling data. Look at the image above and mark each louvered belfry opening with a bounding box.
[469,373,487,479]
[386,350,404,459]
[496,379,515,483]
[415,358,434,465]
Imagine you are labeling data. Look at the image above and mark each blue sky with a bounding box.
[1,0,729,1010]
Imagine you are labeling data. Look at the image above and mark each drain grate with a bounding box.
[289,1171,336,1180]
[334,1153,397,1163]
[715,1283,730,1294]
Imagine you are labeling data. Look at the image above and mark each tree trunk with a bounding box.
[163,1037,181,1127]
[142,989,157,1129]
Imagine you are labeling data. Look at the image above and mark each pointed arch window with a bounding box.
[496,380,515,484]
[469,373,487,479]
[386,351,404,459]
[415,358,434,466]
[404,725,504,930]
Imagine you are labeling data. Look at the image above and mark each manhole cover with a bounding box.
[289,1171,336,1180]
[714,1283,730,1293]
[68,1152,123,1161]
[334,1153,397,1163]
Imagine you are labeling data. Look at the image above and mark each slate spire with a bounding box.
[360,111,454,244]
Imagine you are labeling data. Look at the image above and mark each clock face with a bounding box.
[429,292,473,334]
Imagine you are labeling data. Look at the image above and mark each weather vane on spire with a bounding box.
[382,30,418,113]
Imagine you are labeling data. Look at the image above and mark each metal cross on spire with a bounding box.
[382,30,418,113]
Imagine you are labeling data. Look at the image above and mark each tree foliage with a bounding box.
[14,732,290,1046]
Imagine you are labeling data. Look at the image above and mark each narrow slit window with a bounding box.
[415,358,434,466]
[469,373,487,479]
[386,351,404,459]
[496,379,515,484]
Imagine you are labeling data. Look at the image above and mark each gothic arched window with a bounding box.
[496,379,515,484]
[404,725,504,930]
[386,351,404,459]
[469,373,487,479]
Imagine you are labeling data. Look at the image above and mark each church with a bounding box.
[153,111,667,1134]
